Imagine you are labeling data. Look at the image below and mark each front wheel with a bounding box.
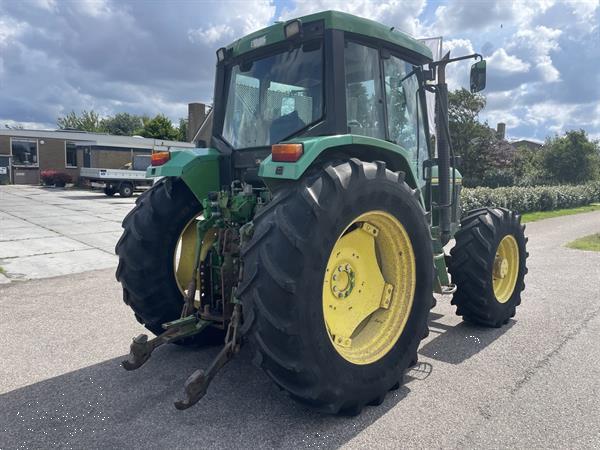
[449,207,528,327]
[239,159,434,414]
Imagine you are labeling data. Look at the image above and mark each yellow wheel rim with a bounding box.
[173,214,203,294]
[322,211,416,365]
[492,235,519,303]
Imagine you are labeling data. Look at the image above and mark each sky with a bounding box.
[0,0,598,141]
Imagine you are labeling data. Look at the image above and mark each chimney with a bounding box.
[496,122,506,140]
[187,103,207,142]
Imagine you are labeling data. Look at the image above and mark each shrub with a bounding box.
[40,169,58,186]
[53,172,73,187]
[460,182,600,215]
[40,169,73,187]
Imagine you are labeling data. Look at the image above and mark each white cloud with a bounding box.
[508,26,562,82]
[187,1,276,46]
[431,0,557,34]
[280,0,427,36]
[71,0,113,18]
[188,24,234,44]
[487,48,530,73]
[442,38,475,90]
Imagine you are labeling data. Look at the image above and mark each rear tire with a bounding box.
[104,186,116,196]
[115,178,223,344]
[239,159,434,414]
[449,207,528,327]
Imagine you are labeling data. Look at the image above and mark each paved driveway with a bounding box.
[0,209,599,448]
[0,185,135,281]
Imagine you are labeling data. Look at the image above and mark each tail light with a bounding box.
[151,151,170,166]
[272,143,303,162]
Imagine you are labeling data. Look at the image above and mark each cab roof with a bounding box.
[226,10,433,62]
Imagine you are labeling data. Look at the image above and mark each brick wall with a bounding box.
[0,136,10,155]
[0,134,154,184]
[38,138,80,181]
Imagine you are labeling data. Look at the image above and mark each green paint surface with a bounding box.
[227,10,432,60]
[259,134,418,181]
[146,148,220,202]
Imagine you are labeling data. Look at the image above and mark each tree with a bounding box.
[101,113,144,136]
[57,110,103,132]
[176,118,188,142]
[448,88,486,124]
[447,88,499,186]
[139,114,179,140]
[541,130,600,184]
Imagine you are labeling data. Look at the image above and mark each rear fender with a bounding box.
[259,135,421,192]
[146,148,220,202]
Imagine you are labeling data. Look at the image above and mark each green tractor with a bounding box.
[116,11,528,414]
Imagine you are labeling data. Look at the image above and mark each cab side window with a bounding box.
[383,55,428,168]
[344,41,385,139]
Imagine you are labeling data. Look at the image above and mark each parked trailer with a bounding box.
[79,155,152,197]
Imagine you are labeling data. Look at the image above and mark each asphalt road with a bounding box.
[1,211,599,449]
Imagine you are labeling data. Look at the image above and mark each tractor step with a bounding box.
[121,315,210,371]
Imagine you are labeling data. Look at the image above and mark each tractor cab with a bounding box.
[210,11,435,190]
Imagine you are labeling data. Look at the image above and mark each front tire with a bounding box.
[239,159,434,414]
[449,207,528,327]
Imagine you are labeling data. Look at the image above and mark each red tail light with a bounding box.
[151,151,170,166]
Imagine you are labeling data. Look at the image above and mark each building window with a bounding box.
[66,142,78,167]
[11,139,38,167]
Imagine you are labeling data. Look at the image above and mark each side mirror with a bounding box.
[470,60,486,93]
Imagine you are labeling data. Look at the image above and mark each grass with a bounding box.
[0,266,6,275]
[521,203,600,223]
[566,233,600,252]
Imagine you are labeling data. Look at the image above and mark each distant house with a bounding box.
[510,139,543,151]
[0,129,195,185]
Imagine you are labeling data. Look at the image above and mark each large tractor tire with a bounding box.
[115,178,223,344]
[239,159,434,414]
[449,207,528,327]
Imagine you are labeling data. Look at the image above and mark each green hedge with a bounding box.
[460,182,600,214]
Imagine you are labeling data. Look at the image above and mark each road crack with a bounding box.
[510,306,600,395]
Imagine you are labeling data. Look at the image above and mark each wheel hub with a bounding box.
[492,234,520,303]
[330,264,355,298]
[322,211,416,365]
[493,256,509,279]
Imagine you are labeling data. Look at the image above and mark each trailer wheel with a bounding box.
[119,182,134,198]
[104,186,116,196]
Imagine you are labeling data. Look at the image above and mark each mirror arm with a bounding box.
[429,53,482,68]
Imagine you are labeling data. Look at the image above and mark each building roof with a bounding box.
[510,139,544,150]
[0,129,196,151]
[227,10,433,62]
